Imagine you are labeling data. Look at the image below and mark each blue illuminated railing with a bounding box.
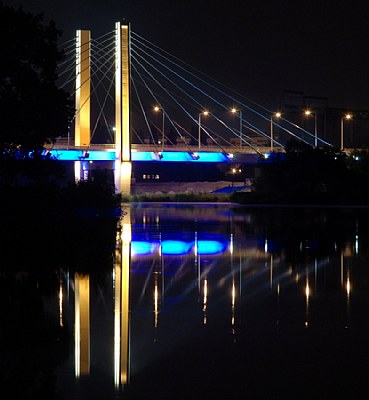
[42,149,233,162]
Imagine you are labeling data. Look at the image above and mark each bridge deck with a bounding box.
[45,140,285,154]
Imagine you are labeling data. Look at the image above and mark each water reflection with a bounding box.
[74,273,90,376]
[51,204,369,399]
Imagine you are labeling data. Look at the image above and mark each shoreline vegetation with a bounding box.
[3,141,369,209]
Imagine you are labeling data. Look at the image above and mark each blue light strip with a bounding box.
[43,149,116,161]
[137,151,231,162]
[43,149,232,162]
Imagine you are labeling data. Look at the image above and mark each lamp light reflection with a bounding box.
[305,280,310,328]
[203,279,208,324]
[154,273,159,328]
[231,280,236,330]
[59,278,64,328]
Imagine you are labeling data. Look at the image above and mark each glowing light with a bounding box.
[43,149,116,161]
[305,282,310,299]
[197,240,227,255]
[346,277,351,296]
[131,237,228,256]
[232,281,236,307]
[203,278,208,320]
[43,149,234,163]
[59,280,64,328]
[161,240,193,255]
[131,241,159,256]
[154,274,159,328]
[231,280,236,328]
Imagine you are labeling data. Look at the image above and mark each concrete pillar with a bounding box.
[75,30,91,147]
[115,23,132,195]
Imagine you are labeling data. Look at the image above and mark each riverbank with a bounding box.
[131,180,246,194]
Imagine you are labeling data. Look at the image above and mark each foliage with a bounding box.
[234,139,369,205]
[120,191,230,202]
[0,1,72,160]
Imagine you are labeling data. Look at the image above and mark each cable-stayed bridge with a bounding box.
[47,22,334,194]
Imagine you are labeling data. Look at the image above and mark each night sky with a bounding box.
[3,0,369,111]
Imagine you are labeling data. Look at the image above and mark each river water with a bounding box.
[4,203,369,399]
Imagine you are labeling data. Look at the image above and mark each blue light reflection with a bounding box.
[131,240,228,256]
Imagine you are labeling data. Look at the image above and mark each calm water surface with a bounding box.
[4,203,369,399]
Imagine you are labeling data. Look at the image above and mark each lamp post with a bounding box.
[341,113,352,150]
[231,108,243,148]
[154,106,165,151]
[270,112,281,152]
[305,109,318,148]
[198,111,209,149]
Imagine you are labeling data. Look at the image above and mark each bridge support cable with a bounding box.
[211,114,265,155]
[89,71,115,145]
[131,75,162,154]
[131,38,236,118]
[131,32,336,149]
[131,44,266,153]
[131,36,284,152]
[130,56,200,154]
[131,33,279,135]
[131,51,235,153]
[132,66,190,151]
[89,39,116,144]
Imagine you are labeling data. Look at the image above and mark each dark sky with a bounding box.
[3,0,369,110]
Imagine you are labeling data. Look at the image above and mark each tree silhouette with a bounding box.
[0,2,72,159]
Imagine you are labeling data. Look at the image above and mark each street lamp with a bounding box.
[198,111,209,149]
[341,113,352,150]
[304,109,318,148]
[231,108,243,148]
[270,112,281,152]
[154,106,165,151]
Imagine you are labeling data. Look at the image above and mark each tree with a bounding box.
[251,139,353,203]
[0,1,72,159]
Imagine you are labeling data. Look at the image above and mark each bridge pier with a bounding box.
[114,161,132,195]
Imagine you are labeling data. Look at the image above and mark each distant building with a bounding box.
[280,90,369,148]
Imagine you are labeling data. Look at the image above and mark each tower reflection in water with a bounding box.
[74,273,90,377]
[60,205,363,395]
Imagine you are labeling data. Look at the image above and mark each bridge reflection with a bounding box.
[61,204,359,395]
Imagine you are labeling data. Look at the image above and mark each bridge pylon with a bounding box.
[74,30,91,184]
[74,24,132,194]
[114,22,132,195]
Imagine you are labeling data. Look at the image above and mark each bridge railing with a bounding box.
[45,138,286,154]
